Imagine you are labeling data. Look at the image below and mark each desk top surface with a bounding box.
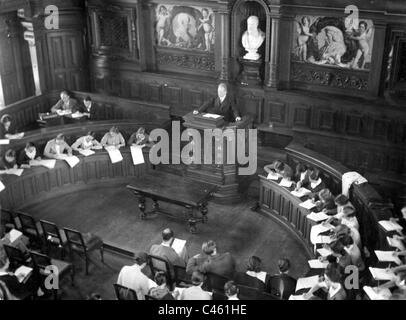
[127,171,216,206]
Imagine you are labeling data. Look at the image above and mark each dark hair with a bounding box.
[134,251,148,265]
[309,169,320,181]
[318,188,332,202]
[25,142,35,149]
[61,90,70,97]
[224,280,239,297]
[330,240,346,256]
[296,163,307,174]
[191,271,204,285]
[340,235,354,247]
[5,149,16,158]
[247,256,262,273]
[335,194,349,206]
[86,293,101,300]
[154,271,167,286]
[0,114,11,124]
[56,133,65,141]
[87,131,96,138]
[325,262,343,283]
[359,21,367,29]
[274,161,285,172]
[109,126,119,134]
[202,240,216,255]
[84,96,92,102]
[278,258,290,273]
[162,228,174,242]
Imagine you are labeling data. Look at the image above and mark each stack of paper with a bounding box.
[0,168,24,176]
[279,179,293,188]
[307,211,330,222]
[295,275,320,291]
[29,159,56,169]
[368,267,395,281]
[317,247,334,257]
[130,145,145,165]
[386,236,406,251]
[291,188,311,198]
[79,149,95,157]
[61,155,80,168]
[299,199,317,210]
[310,223,334,244]
[202,113,221,119]
[9,229,22,243]
[313,235,333,244]
[363,286,391,300]
[379,220,403,232]
[15,266,33,283]
[266,172,279,181]
[374,250,402,265]
[106,147,123,164]
[308,259,328,269]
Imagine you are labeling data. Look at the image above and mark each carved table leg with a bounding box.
[186,206,197,233]
[200,202,208,223]
[152,199,159,213]
[138,195,146,219]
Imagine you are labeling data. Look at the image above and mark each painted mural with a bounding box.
[155,4,215,52]
[292,15,374,70]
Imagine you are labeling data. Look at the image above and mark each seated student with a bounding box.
[50,91,78,113]
[294,163,311,189]
[101,126,125,149]
[71,131,102,151]
[308,169,326,200]
[148,271,174,300]
[198,240,236,279]
[322,240,352,269]
[315,188,337,215]
[78,96,96,119]
[0,115,23,139]
[18,142,41,167]
[264,160,293,180]
[265,258,297,300]
[341,235,365,272]
[128,127,152,147]
[186,243,210,275]
[332,223,362,250]
[233,256,266,291]
[390,206,406,236]
[304,262,347,300]
[224,280,239,300]
[179,271,212,300]
[0,149,18,170]
[0,250,25,299]
[43,133,73,159]
[333,194,356,220]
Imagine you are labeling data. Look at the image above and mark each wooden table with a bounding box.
[126,171,217,233]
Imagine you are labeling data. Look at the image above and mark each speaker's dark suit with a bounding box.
[198,95,240,123]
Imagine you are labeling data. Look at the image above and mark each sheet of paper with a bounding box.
[266,172,279,181]
[106,147,123,164]
[368,267,395,281]
[0,180,5,192]
[363,286,392,300]
[386,236,406,251]
[291,188,311,198]
[171,238,186,257]
[71,112,84,119]
[308,259,328,269]
[313,235,332,244]
[299,199,316,210]
[306,211,330,222]
[79,149,95,157]
[202,113,221,119]
[279,179,293,188]
[289,294,306,300]
[29,159,56,169]
[14,265,33,283]
[379,220,403,232]
[9,229,22,243]
[130,145,145,165]
[0,139,10,145]
[374,251,402,265]
[0,168,24,176]
[295,275,320,291]
[317,247,334,257]
[63,155,80,168]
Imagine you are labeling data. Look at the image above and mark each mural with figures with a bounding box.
[155,4,215,52]
[292,15,374,70]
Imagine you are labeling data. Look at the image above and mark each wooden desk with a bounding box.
[126,171,216,233]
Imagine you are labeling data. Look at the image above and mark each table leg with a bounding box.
[200,202,208,223]
[138,195,147,219]
[152,199,160,213]
[186,206,197,234]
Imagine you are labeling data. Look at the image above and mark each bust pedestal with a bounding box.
[238,58,263,86]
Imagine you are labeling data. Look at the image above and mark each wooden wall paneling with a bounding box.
[292,104,311,128]
[264,100,286,125]
[237,92,263,123]
[148,82,162,103]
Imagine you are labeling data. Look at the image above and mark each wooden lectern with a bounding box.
[182,112,253,203]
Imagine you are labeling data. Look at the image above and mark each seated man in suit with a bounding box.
[43,133,73,159]
[266,258,297,300]
[18,142,42,167]
[186,243,210,275]
[308,169,327,200]
[76,96,97,119]
[178,271,212,300]
[51,91,78,113]
[199,240,236,279]
[193,83,241,123]
[233,255,266,291]
[149,228,186,278]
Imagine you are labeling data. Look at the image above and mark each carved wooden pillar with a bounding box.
[218,8,231,81]
[267,6,280,88]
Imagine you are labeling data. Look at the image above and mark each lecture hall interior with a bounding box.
[0,0,405,301]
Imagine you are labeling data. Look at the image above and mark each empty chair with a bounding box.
[148,254,173,287]
[63,227,104,275]
[39,220,68,258]
[29,250,74,300]
[174,265,192,288]
[1,209,17,233]
[3,244,30,270]
[16,211,43,247]
[113,283,138,300]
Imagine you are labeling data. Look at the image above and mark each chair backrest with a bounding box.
[148,254,172,283]
[40,220,63,244]
[63,227,86,250]
[1,209,15,225]
[174,265,192,287]
[16,212,39,237]
[113,283,138,300]
[205,272,230,292]
[237,284,260,300]
[212,288,227,300]
[3,244,26,267]
[29,250,51,273]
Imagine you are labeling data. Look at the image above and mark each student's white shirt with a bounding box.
[328,283,342,299]
[228,295,239,300]
[311,178,322,189]
[117,264,150,300]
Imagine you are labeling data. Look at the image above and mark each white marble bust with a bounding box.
[242,16,265,60]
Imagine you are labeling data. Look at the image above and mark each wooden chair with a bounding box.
[3,244,30,270]
[205,272,230,292]
[237,284,261,300]
[212,288,228,300]
[29,250,74,300]
[147,254,173,286]
[113,283,138,300]
[39,220,68,258]
[63,227,104,275]
[1,209,17,233]
[173,265,193,288]
[16,211,43,247]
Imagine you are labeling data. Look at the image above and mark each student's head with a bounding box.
[342,205,356,218]
[191,271,204,286]
[202,240,217,256]
[274,161,285,173]
[137,127,146,135]
[278,258,290,273]
[224,280,239,297]
[87,293,102,300]
[217,83,227,99]
[309,169,320,183]
[86,131,96,142]
[55,133,66,145]
[335,194,349,206]
[162,228,174,242]
[25,142,36,153]
[359,21,367,32]
[134,251,148,267]
[318,188,332,203]
[324,262,343,286]
[60,91,70,102]
[0,114,11,127]
[109,126,119,135]
[4,149,16,163]
[330,240,346,256]
[296,163,307,174]
[84,96,92,107]
[246,256,262,273]
[154,271,167,286]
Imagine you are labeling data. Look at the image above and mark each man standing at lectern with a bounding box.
[193,83,242,123]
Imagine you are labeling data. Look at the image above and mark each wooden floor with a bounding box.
[22,182,311,280]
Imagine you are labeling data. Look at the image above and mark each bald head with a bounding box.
[217,83,227,99]
[162,228,174,242]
